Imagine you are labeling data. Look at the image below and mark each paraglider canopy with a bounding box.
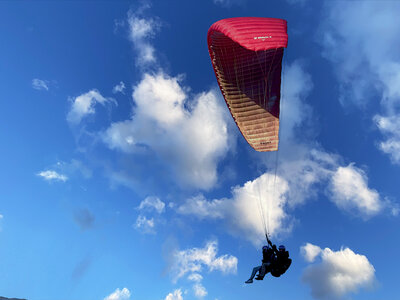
[207,17,288,152]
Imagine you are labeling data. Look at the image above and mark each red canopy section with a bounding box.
[208,17,288,152]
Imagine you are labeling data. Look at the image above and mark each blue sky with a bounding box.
[1,1,400,300]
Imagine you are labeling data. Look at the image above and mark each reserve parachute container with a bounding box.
[207,17,288,151]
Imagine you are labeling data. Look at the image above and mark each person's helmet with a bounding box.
[262,245,270,251]
[278,245,285,251]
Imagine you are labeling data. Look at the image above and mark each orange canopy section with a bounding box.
[207,17,288,152]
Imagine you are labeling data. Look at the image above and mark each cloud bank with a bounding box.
[176,60,391,244]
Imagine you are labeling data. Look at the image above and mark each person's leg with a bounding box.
[245,266,261,283]
[256,263,270,279]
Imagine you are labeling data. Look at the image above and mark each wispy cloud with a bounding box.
[188,273,203,282]
[138,196,165,214]
[319,1,400,163]
[177,194,227,220]
[279,60,313,143]
[104,287,131,300]
[102,72,231,190]
[113,81,126,94]
[193,283,207,298]
[57,159,92,179]
[374,114,400,164]
[38,160,91,184]
[67,89,116,125]
[134,215,155,234]
[127,6,160,67]
[170,240,237,283]
[165,289,183,300]
[301,243,376,299]
[37,170,68,182]
[166,240,235,299]
[32,78,49,91]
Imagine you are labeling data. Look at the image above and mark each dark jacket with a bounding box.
[262,246,275,264]
[270,245,291,277]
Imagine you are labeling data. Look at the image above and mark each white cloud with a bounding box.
[56,159,92,179]
[104,287,131,300]
[301,243,376,299]
[193,283,207,298]
[177,194,227,220]
[67,89,116,125]
[280,61,313,143]
[171,240,237,283]
[188,273,203,282]
[301,242,322,263]
[174,57,390,244]
[177,147,389,244]
[319,1,400,162]
[32,78,49,91]
[37,160,91,184]
[138,196,165,214]
[329,164,382,217]
[224,173,291,243]
[165,289,183,300]
[277,148,337,208]
[103,72,230,190]
[134,215,155,234]
[127,9,160,66]
[374,114,400,164]
[177,161,319,245]
[113,81,126,94]
[37,170,68,182]
[156,61,316,242]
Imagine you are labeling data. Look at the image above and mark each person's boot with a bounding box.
[255,275,263,280]
[245,279,253,284]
